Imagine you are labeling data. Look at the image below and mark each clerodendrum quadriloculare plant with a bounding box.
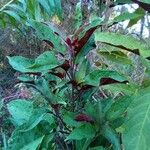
[1,1,150,150]
[6,18,150,150]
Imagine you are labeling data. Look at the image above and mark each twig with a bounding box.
[99,87,108,98]
[55,134,66,150]
[0,0,15,12]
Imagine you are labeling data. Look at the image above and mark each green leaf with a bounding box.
[75,139,86,150]
[78,18,103,39]
[128,8,145,27]
[26,0,36,19]
[140,0,150,4]
[8,51,59,73]
[63,112,82,127]
[0,18,6,28]
[122,86,150,150]
[75,58,89,83]
[8,126,45,150]
[66,124,96,140]
[102,125,121,150]
[35,77,54,102]
[1,129,7,150]
[89,146,106,150]
[84,70,126,86]
[27,51,59,72]
[20,136,44,150]
[85,101,103,124]
[75,35,95,64]
[39,133,54,149]
[35,77,66,105]
[98,51,132,65]
[3,10,21,21]
[30,21,66,54]
[0,0,63,28]
[113,8,145,27]
[6,4,24,13]
[18,74,34,82]
[140,57,150,78]
[34,1,42,21]
[7,56,33,72]
[74,2,82,30]
[54,0,62,20]
[95,32,150,58]
[38,0,62,19]
[97,43,133,75]
[7,99,33,126]
[111,117,126,130]
[113,0,132,6]
[38,0,51,16]
[106,96,132,121]
[20,110,53,132]
[102,83,138,95]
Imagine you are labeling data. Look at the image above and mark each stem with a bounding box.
[66,72,72,80]
[3,93,21,102]
[55,134,66,150]
[82,138,93,150]
[0,0,15,12]
[69,46,76,112]
[140,16,145,37]
[71,84,75,111]
[53,112,70,150]
[99,87,108,99]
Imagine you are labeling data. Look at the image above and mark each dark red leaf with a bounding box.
[60,60,70,71]
[100,77,128,86]
[81,85,94,91]
[69,80,78,87]
[75,114,94,123]
[72,38,79,47]
[51,104,61,112]
[74,26,98,55]
[50,72,65,79]
[66,37,72,47]
[102,42,140,56]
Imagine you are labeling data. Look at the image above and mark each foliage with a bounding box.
[0,0,150,150]
[0,0,62,28]
[122,86,150,150]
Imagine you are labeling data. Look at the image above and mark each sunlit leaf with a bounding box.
[95,32,150,58]
[84,70,127,86]
[8,51,59,73]
[66,124,96,140]
[122,86,150,150]
[7,100,33,126]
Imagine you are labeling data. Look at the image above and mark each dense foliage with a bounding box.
[0,0,150,150]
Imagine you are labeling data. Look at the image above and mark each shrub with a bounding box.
[0,0,150,150]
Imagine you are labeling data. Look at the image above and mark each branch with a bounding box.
[109,0,150,13]
[131,0,150,13]
[0,0,15,12]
